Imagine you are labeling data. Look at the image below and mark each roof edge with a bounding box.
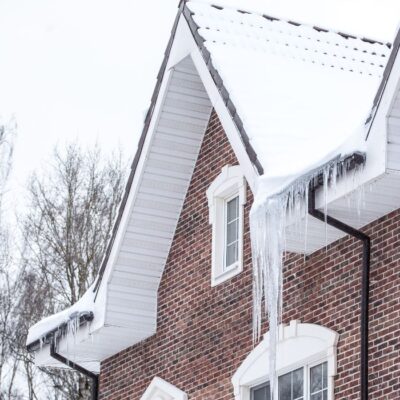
[26,311,94,353]
[365,26,400,138]
[182,4,265,175]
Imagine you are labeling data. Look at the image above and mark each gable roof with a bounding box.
[26,0,399,367]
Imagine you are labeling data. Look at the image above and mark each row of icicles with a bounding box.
[250,155,365,399]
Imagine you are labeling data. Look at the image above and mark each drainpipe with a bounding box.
[50,338,99,400]
[308,187,371,400]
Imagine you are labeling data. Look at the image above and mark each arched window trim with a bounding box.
[232,320,339,400]
[140,377,187,400]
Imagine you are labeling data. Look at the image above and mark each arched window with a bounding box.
[206,165,246,286]
[232,321,338,400]
[140,377,187,400]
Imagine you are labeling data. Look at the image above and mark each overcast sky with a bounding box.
[1,0,400,215]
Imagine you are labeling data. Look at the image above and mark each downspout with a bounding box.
[308,187,371,400]
[50,338,99,400]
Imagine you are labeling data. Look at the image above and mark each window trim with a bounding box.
[140,377,187,400]
[207,165,246,286]
[232,321,338,400]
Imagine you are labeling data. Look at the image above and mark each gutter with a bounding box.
[308,185,371,400]
[50,338,99,400]
[26,311,94,353]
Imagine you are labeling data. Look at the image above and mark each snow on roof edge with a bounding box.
[26,311,94,352]
[365,25,400,138]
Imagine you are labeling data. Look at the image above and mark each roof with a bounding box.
[26,0,397,355]
[186,1,390,186]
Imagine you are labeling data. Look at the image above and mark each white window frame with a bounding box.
[232,321,338,400]
[206,165,246,286]
[140,377,187,400]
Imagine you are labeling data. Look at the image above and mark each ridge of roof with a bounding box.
[192,0,392,49]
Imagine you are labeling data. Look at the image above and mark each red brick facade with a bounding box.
[99,111,400,399]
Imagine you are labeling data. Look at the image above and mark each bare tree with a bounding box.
[0,229,22,400]
[0,117,15,200]
[0,118,23,400]
[14,143,125,399]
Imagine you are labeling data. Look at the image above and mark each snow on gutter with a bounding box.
[26,284,96,352]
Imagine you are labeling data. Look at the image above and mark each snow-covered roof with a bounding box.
[186,1,390,195]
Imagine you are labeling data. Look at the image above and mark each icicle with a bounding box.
[250,154,364,400]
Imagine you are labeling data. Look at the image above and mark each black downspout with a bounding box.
[308,187,371,400]
[50,338,99,400]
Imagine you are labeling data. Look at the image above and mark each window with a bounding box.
[140,377,187,400]
[232,321,338,400]
[225,195,239,268]
[249,362,328,400]
[206,165,246,286]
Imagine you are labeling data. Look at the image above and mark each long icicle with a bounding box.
[249,155,356,400]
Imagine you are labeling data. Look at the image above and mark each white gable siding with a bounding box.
[105,56,212,332]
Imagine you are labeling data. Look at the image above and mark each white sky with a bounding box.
[0,0,399,213]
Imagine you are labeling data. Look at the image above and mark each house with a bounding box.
[26,1,400,399]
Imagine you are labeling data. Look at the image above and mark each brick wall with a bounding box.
[99,111,400,399]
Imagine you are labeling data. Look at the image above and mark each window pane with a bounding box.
[279,368,304,400]
[227,218,238,244]
[310,364,323,392]
[227,196,239,222]
[279,372,292,400]
[292,368,303,399]
[226,242,238,266]
[252,383,270,400]
[310,362,328,400]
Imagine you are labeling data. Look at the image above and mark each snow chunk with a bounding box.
[26,285,96,346]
